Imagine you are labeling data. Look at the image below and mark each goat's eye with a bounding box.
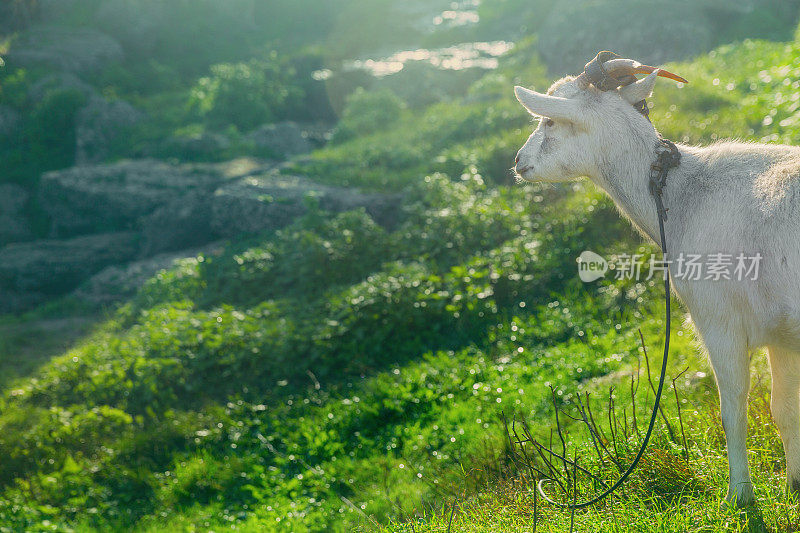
[544,118,554,128]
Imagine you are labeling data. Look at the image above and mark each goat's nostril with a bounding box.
[514,153,520,165]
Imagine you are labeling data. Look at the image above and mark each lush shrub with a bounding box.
[189,53,304,131]
[298,90,527,190]
[0,67,88,185]
[650,39,800,145]
[199,208,391,307]
[332,87,405,142]
[1,87,87,186]
[4,11,800,531]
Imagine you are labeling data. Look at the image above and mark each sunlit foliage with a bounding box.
[1,1,800,531]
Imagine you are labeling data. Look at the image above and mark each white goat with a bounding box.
[513,59,800,507]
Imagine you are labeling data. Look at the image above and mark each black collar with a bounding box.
[649,137,680,221]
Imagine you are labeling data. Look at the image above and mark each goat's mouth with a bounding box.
[514,165,534,179]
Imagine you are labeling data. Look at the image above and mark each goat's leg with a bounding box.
[705,333,754,507]
[767,345,800,495]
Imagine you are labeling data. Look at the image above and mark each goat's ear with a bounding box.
[514,86,585,125]
[618,70,659,105]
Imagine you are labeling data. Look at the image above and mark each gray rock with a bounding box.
[75,96,143,164]
[161,132,231,160]
[0,232,140,297]
[93,1,173,57]
[7,26,123,74]
[297,123,334,148]
[537,1,713,75]
[38,0,96,23]
[0,106,21,138]
[73,243,223,306]
[246,122,313,158]
[210,170,401,237]
[29,72,97,103]
[39,159,224,237]
[0,288,47,315]
[0,184,33,245]
[0,184,29,217]
[94,1,258,59]
[140,191,214,256]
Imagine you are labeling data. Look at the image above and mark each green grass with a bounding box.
[651,38,800,146]
[368,36,800,533]
[0,175,678,530]
[0,297,104,391]
[3,13,800,533]
[378,379,800,532]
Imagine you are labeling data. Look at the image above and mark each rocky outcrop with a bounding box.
[75,96,143,164]
[29,72,97,103]
[161,132,232,160]
[39,159,224,237]
[73,243,222,306]
[0,232,139,298]
[94,1,167,58]
[7,26,124,74]
[38,157,403,243]
[537,1,713,74]
[247,122,313,158]
[210,170,401,237]
[5,157,400,314]
[140,192,214,256]
[0,106,21,138]
[0,184,33,245]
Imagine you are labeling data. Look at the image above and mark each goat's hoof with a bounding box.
[723,483,755,509]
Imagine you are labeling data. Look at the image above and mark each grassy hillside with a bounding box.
[3,4,800,532]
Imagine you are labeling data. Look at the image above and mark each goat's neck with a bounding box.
[591,135,669,246]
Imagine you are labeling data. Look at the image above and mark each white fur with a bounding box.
[514,73,800,507]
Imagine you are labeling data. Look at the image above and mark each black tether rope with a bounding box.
[536,137,680,509]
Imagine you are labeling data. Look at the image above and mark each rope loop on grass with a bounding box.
[537,137,679,509]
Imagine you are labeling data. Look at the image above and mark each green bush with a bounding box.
[189,53,304,131]
[651,39,800,145]
[2,87,88,186]
[5,9,800,531]
[0,68,89,186]
[199,208,390,307]
[332,87,405,143]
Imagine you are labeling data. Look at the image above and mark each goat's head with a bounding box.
[513,54,687,182]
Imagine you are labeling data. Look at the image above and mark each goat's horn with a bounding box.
[603,58,688,84]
